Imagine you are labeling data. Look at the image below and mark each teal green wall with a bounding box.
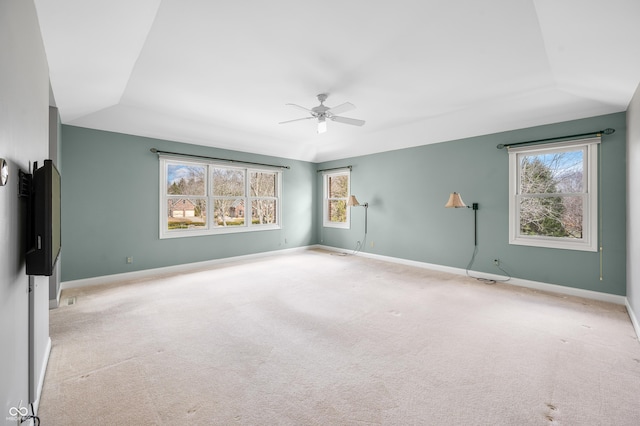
[62,112,626,296]
[318,112,627,296]
[61,126,317,281]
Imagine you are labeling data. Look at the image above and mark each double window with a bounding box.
[322,170,350,228]
[160,156,281,238]
[508,138,599,251]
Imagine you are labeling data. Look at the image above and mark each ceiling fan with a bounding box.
[279,94,365,134]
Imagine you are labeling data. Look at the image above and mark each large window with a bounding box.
[508,138,599,251]
[160,156,281,238]
[323,170,350,228]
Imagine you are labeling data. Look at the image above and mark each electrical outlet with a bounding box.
[126,256,133,264]
[494,258,500,266]
[371,241,375,248]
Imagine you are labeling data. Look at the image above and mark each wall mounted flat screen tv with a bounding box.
[26,159,61,276]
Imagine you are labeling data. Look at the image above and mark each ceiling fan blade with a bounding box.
[327,102,355,115]
[279,116,315,124]
[285,103,313,113]
[331,116,365,126]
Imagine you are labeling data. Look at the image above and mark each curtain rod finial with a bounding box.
[150,148,158,153]
[496,144,505,149]
[603,128,615,135]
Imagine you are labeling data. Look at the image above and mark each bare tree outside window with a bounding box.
[212,167,245,226]
[250,172,277,224]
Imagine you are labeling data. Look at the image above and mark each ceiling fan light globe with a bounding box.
[317,118,327,134]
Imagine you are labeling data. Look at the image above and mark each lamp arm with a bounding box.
[364,203,368,235]
[469,203,478,246]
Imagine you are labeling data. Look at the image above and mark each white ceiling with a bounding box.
[35,0,640,163]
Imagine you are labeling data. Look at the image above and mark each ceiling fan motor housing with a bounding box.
[312,94,330,117]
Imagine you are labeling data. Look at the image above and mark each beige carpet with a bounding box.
[39,249,640,425]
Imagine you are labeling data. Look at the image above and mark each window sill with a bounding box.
[160,224,281,239]
[509,236,597,252]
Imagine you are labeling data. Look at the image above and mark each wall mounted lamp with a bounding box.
[445,192,509,283]
[445,192,478,245]
[347,195,368,234]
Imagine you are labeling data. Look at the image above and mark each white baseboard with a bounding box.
[49,286,61,309]
[61,246,313,290]
[30,336,51,415]
[626,299,640,341]
[316,245,627,306]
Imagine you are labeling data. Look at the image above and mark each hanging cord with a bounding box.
[465,245,511,284]
[465,206,511,284]
[19,403,40,426]
[330,204,368,256]
[351,203,369,255]
[352,232,367,255]
[330,233,366,256]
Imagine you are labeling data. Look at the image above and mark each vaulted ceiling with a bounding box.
[35,0,640,162]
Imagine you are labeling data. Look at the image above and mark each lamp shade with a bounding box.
[347,195,360,207]
[445,192,467,208]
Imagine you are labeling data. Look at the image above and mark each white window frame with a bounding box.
[508,137,599,252]
[159,156,282,239]
[322,169,351,229]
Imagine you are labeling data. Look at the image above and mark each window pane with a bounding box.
[519,195,583,238]
[252,199,276,224]
[214,199,245,226]
[328,200,347,223]
[212,167,245,197]
[329,175,348,198]
[250,172,276,197]
[167,199,206,230]
[519,150,583,194]
[167,164,206,195]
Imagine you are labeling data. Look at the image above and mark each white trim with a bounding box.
[30,337,51,415]
[626,299,640,341]
[49,285,61,309]
[317,245,626,305]
[61,246,312,290]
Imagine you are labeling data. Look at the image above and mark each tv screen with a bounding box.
[26,159,61,276]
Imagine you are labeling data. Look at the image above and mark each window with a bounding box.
[323,170,350,228]
[160,156,281,238]
[508,138,599,251]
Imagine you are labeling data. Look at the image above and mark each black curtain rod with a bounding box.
[496,128,615,150]
[150,148,290,169]
[317,165,352,173]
